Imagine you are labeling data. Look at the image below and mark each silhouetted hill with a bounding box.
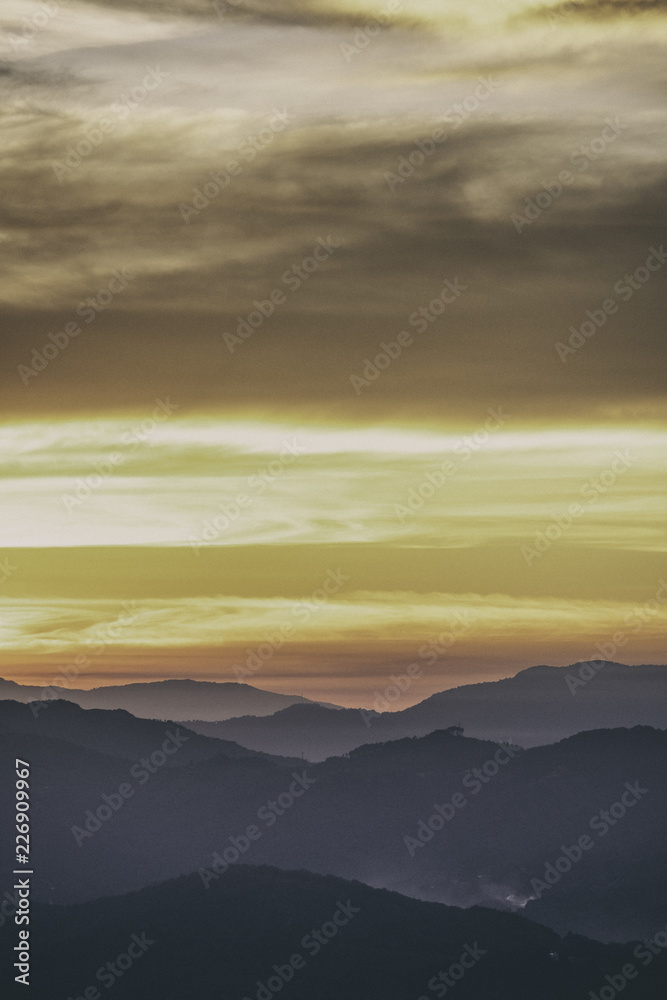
[188,701,365,759]
[399,662,667,745]
[0,699,303,766]
[0,676,325,721]
[187,662,667,759]
[2,702,664,941]
[29,866,667,1000]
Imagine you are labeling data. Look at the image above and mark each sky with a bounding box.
[0,0,665,705]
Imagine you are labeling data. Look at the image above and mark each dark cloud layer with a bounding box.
[1,100,665,421]
[543,0,667,17]
[0,0,665,425]
[80,0,426,29]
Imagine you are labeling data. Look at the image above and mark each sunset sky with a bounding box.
[0,0,665,704]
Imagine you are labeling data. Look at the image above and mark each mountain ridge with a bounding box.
[183,661,667,759]
[2,699,664,940]
[30,864,667,1000]
[0,675,335,722]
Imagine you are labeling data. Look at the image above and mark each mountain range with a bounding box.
[183,662,667,760]
[28,865,667,1000]
[3,662,664,762]
[0,675,321,721]
[0,698,301,767]
[1,698,664,941]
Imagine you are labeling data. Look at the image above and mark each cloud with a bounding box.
[2,586,665,704]
[540,0,667,20]
[1,108,664,297]
[0,81,665,423]
[56,0,482,31]
[0,0,665,706]
[0,419,664,575]
[69,0,667,32]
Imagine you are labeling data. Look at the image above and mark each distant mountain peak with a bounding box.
[0,675,332,723]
